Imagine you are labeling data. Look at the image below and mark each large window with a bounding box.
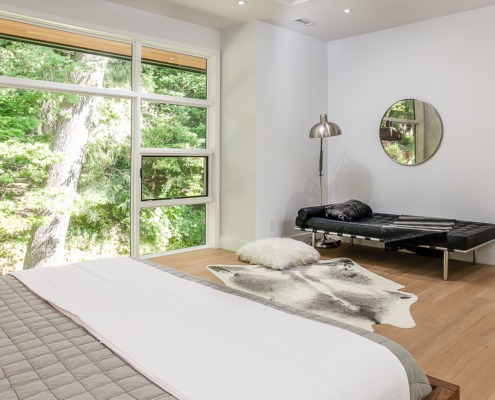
[0,17,217,274]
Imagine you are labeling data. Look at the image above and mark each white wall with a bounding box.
[220,21,329,249]
[0,0,220,51]
[255,22,330,239]
[327,6,495,264]
[220,22,258,250]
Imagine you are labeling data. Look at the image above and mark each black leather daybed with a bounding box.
[295,204,495,280]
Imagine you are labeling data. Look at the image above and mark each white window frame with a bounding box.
[0,14,220,258]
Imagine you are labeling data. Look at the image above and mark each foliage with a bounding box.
[140,204,206,255]
[387,99,415,121]
[382,99,416,164]
[0,36,208,274]
[141,63,206,99]
[383,142,409,165]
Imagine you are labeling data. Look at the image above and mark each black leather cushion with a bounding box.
[299,213,397,239]
[324,199,372,221]
[436,220,495,250]
[295,212,495,251]
[297,205,326,222]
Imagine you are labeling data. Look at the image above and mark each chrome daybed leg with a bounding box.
[443,250,449,281]
[473,249,478,265]
[312,232,316,248]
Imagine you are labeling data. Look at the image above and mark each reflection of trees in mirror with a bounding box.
[0,34,207,274]
[388,99,415,120]
[380,99,442,166]
[383,140,413,165]
[381,100,416,164]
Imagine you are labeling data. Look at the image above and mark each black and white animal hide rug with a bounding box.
[208,258,417,332]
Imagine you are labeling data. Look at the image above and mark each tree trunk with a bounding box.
[23,54,108,269]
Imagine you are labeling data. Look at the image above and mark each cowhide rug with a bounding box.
[208,258,417,332]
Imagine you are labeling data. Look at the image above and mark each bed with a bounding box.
[1,257,457,399]
[296,205,495,280]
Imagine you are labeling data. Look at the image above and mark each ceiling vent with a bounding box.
[272,0,312,6]
[292,17,314,26]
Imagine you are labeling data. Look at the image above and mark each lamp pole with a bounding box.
[309,113,342,248]
[319,137,324,205]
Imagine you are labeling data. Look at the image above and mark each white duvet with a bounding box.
[12,257,410,400]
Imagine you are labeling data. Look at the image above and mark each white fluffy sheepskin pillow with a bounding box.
[237,237,320,270]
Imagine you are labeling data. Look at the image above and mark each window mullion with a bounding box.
[139,197,212,209]
[130,40,142,258]
[0,75,137,99]
[140,148,211,157]
[140,92,211,107]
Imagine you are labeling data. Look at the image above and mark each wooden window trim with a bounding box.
[0,18,206,71]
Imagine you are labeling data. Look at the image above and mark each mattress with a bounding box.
[1,259,432,400]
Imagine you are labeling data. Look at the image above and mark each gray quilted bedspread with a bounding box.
[1,259,432,400]
[0,273,176,400]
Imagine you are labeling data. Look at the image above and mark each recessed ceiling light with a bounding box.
[237,0,247,5]
[343,8,353,14]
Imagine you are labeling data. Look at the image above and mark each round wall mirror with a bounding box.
[379,99,443,165]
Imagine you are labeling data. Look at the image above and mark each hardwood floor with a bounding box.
[151,244,495,400]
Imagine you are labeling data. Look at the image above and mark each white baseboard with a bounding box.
[219,236,249,252]
[477,249,495,266]
[221,232,315,251]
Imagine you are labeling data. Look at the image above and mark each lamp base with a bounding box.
[315,234,341,249]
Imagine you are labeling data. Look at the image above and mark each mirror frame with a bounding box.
[379,99,443,166]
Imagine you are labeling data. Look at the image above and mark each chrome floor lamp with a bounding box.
[309,114,342,248]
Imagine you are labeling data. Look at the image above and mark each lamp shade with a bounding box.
[379,120,401,141]
[379,126,402,141]
[309,114,342,138]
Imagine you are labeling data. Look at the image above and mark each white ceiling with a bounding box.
[108,0,495,41]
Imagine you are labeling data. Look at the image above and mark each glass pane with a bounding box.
[141,156,207,201]
[141,102,207,149]
[68,96,131,262]
[0,88,131,274]
[0,20,132,90]
[140,204,206,255]
[141,46,206,99]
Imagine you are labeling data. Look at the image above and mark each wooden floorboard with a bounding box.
[150,243,495,400]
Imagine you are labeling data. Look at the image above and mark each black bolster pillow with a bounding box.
[298,205,327,222]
